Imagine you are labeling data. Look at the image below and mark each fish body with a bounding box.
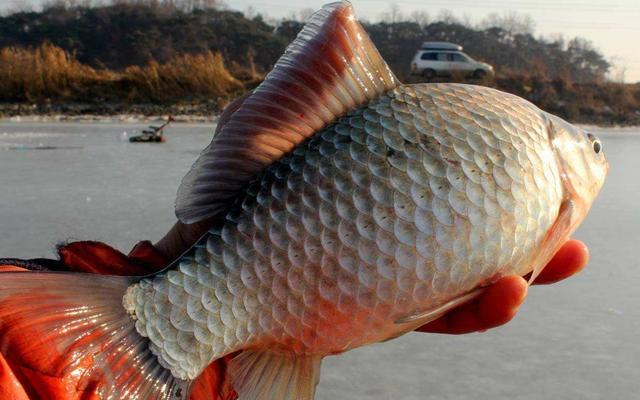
[125,83,565,381]
[0,1,608,399]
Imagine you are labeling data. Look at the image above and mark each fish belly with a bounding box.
[127,84,563,380]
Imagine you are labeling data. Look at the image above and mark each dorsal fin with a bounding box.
[176,0,398,223]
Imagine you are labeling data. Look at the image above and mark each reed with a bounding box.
[0,43,109,101]
[0,44,241,103]
[122,51,242,102]
[1,44,637,125]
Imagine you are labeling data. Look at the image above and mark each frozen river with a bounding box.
[0,121,638,399]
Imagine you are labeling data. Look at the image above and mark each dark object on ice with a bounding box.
[129,116,173,143]
[129,134,165,143]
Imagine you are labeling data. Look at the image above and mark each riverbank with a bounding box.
[1,43,638,126]
[0,103,222,123]
[2,101,639,127]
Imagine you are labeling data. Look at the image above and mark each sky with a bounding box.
[1,0,639,82]
[234,0,640,83]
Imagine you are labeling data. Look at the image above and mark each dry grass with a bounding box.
[0,44,242,103]
[122,52,242,102]
[0,43,110,101]
[1,44,638,124]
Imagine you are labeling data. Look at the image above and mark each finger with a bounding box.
[532,239,589,285]
[416,275,528,334]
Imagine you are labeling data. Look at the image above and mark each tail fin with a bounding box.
[0,272,190,399]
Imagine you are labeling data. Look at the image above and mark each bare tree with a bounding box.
[567,38,610,82]
[179,0,220,11]
[612,64,627,84]
[409,10,429,28]
[545,33,566,50]
[380,3,402,24]
[436,9,459,25]
[5,0,34,14]
[286,9,298,21]
[103,0,222,11]
[461,13,473,28]
[479,11,535,35]
[42,0,71,9]
[244,5,257,19]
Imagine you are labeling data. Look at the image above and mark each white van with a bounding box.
[411,42,494,80]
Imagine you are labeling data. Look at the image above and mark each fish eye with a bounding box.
[587,133,602,155]
[593,140,602,154]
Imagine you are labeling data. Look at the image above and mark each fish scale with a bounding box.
[127,83,563,380]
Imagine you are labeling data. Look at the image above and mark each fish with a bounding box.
[0,1,608,399]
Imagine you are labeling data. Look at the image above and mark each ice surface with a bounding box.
[0,122,638,399]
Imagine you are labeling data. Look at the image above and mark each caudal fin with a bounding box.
[0,272,190,399]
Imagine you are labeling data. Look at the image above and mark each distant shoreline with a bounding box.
[0,114,219,124]
[1,100,639,128]
[0,102,223,123]
[2,115,639,132]
[2,110,639,131]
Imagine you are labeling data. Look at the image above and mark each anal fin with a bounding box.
[228,350,322,400]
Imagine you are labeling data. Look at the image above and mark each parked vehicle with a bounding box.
[411,42,494,80]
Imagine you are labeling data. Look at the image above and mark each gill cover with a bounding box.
[545,113,608,228]
[175,0,398,224]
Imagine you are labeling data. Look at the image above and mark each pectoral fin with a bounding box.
[527,199,575,284]
[395,288,485,327]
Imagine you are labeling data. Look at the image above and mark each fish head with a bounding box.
[546,113,608,222]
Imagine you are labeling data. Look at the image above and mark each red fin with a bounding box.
[58,241,156,275]
[128,240,169,269]
[0,354,29,400]
[0,272,190,399]
[189,354,237,400]
[176,0,398,224]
